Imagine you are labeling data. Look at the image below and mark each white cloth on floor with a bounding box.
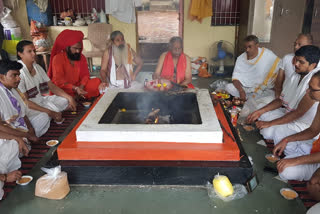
[229,47,280,96]
[279,152,320,181]
[281,67,320,112]
[105,0,141,23]
[0,139,21,200]
[18,61,69,113]
[108,80,143,90]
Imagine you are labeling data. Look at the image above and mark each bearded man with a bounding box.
[48,30,102,98]
[100,31,143,89]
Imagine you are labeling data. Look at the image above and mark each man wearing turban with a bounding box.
[48,30,101,98]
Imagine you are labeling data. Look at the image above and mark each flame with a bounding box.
[154,116,159,124]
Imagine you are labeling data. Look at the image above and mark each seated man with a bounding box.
[16,40,77,137]
[100,30,143,89]
[0,60,38,143]
[0,130,28,200]
[248,45,320,146]
[226,35,279,101]
[153,36,193,88]
[273,70,320,182]
[274,33,313,98]
[48,29,101,98]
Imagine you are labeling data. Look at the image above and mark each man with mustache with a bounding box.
[247,45,320,155]
[225,35,280,102]
[0,60,39,200]
[48,30,102,98]
[274,33,313,98]
[100,31,143,89]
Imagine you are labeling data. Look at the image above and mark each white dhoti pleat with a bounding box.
[273,123,317,156]
[27,109,51,137]
[279,154,320,181]
[40,95,69,112]
[258,108,286,140]
[0,139,21,200]
[26,95,69,137]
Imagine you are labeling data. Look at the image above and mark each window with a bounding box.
[211,0,240,26]
[251,0,274,43]
[50,0,105,17]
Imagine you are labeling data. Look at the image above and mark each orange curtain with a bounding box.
[188,0,213,23]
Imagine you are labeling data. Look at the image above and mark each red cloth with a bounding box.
[48,29,89,80]
[161,51,187,84]
[51,52,100,98]
[311,137,320,154]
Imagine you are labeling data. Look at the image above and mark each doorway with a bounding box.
[238,0,307,57]
[137,0,183,65]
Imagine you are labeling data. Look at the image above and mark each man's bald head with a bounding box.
[294,33,313,52]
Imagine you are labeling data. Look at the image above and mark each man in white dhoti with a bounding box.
[225,35,280,101]
[99,31,143,90]
[274,33,313,98]
[272,71,320,182]
[0,60,38,200]
[247,45,320,145]
[16,40,77,137]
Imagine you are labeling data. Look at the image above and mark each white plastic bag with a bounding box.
[209,80,230,91]
[35,166,70,200]
[0,7,18,28]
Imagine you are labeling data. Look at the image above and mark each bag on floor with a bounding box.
[35,166,70,200]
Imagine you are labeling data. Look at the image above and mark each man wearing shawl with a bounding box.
[48,30,101,98]
[225,35,280,101]
[271,71,320,183]
[100,31,143,90]
[0,60,38,200]
[274,33,313,98]
[153,37,192,88]
[16,40,77,137]
[248,45,320,156]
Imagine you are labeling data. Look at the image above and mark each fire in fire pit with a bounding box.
[99,92,202,124]
[145,108,171,124]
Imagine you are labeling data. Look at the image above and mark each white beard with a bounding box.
[112,44,128,66]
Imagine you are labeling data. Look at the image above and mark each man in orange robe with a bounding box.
[153,37,193,88]
[48,30,101,98]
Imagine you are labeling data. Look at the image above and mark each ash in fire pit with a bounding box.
[99,92,202,124]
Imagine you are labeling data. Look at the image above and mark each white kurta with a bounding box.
[279,53,295,80]
[226,47,280,99]
[0,139,21,200]
[18,61,69,137]
[259,67,320,140]
[0,85,26,200]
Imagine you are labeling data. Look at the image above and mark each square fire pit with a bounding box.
[76,89,223,143]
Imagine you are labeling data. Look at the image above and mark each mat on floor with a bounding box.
[265,140,318,209]
[1,105,85,201]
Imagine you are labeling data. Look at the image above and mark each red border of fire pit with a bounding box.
[57,95,240,161]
